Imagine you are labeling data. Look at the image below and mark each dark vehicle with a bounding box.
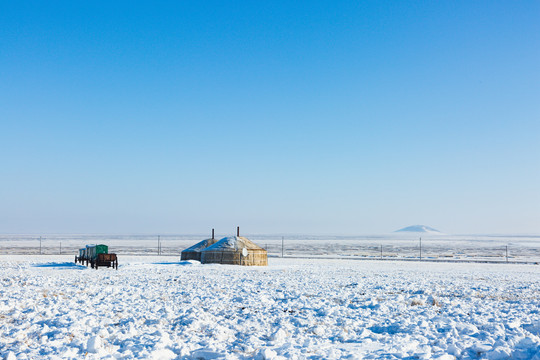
[75,244,118,269]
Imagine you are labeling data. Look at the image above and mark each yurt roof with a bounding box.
[182,238,219,253]
[202,236,265,252]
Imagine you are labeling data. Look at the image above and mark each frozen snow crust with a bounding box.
[1,255,540,359]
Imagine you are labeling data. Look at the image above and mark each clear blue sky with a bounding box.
[1,1,539,235]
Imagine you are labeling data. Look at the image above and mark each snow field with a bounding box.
[2,234,539,263]
[1,255,540,359]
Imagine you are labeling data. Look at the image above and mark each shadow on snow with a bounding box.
[33,262,87,269]
[152,260,200,266]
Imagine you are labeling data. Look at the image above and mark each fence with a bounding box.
[0,234,539,264]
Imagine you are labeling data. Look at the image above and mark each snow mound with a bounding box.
[394,225,442,234]
[87,336,102,353]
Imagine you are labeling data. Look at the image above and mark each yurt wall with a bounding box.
[201,248,267,266]
[200,235,268,266]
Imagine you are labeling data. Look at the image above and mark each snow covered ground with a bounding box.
[1,255,540,359]
[1,234,539,263]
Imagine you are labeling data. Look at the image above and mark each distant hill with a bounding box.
[394,225,442,234]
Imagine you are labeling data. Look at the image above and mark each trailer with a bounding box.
[75,244,118,269]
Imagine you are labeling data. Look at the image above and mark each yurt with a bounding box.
[200,228,267,266]
[180,229,219,261]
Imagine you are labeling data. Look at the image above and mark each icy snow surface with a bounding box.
[1,255,540,359]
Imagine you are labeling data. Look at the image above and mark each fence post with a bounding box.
[506,245,508,263]
[39,236,42,255]
[281,236,284,258]
[419,237,422,261]
[380,245,383,260]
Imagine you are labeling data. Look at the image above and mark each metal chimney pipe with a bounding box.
[237,226,239,237]
[212,228,214,239]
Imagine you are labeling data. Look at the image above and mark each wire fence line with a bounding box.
[0,235,539,264]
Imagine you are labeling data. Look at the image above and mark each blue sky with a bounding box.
[1,1,539,234]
